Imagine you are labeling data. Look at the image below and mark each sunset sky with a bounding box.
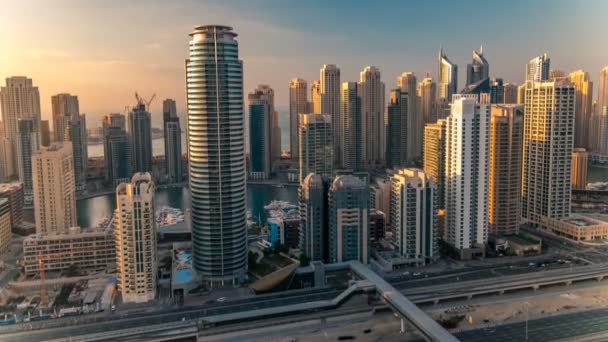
[1,0,607,127]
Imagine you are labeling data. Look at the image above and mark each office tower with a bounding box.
[0,182,24,229]
[115,172,157,303]
[299,113,333,181]
[16,118,40,202]
[250,85,281,164]
[311,80,321,114]
[549,69,566,81]
[444,96,489,258]
[0,139,12,182]
[517,84,526,104]
[599,67,608,112]
[320,65,341,165]
[503,83,518,104]
[490,78,504,104]
[129,102,153,173]
[595,107,608,156]
[385,89,408,169]
[341,82,362,171]
[51,93,79,142]
[0,121,2,138]
[466,47,489,86]
[418,76,437,124]
[526,54,550,81]
[248,85,273,180]
[163,99,182,184]
[67,114,88,191]
[438,47,458,102]
[359,66,386,169]
[39,120,51,147]
[488,105,523,235]
[328,175,369,264]
[186,25,247,285]
[569,70,594,148]
[103,114,131,186]
[370,176,391,221]
[571,148,588,190]
[390,168,438,264]
[289,78,308,160]
[299,173,327,262]
[0,77,41,143]
[398,72,422,161]
[32,143,76,234]
[423,119,446,209]
[0,198,10,254]
[522,81,575,224]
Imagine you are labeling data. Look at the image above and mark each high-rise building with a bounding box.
[311,80,321,114]
[418,76,437,124]
[503,83,518,104]
[67,114,88,191]
[320,65,341,166]
[115,172,157,303]
[328,175,369,264]
[51,93,79,142]
[289,78,308,161]
[571,148,588,190]
[522,80,575,224]
[16,118,40,202]
[248,85,273,180]
[0,138,12,182]
[0,198,11,255]
[549,69,566,81]
[299,113,333,181]
[526,54,550,82]
[39,120,51,147]
[385,88,408,169]
[398,72,422,161]
[186,25,247,285]
[251,85,281,164]
[569,70,594,149]
[370,176,391,222]
[517,84,526,104]
[390,168,438,265]
[488,105,523,236]
[32,143,76,234]
[444,96,489,258]
[359,66,386,169]
[163,99,182,184]
[598,67,608,113]
[423,119,446,209]
[438,47,458,102]
[490,78,504,104]
[0,77,41,143]
[299,173,327,262]
[466,47,489,86]
[103,114,131,186]
[0,182,24,229]
[129,103,153,173]
[593,106,608,156]
[341,82,362,171]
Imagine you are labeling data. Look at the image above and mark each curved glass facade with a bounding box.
[186,25,247,285]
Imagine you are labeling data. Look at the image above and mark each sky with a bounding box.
[1,0,607,128]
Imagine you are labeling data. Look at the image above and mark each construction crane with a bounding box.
[134,92,156,111]
[37,246,91,307]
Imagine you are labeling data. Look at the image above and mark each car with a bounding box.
[216,297,227,302]
[413,272,421,276]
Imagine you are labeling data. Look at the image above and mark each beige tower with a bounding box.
[598,67,608,112]
[418,76,437,124]
[115,172,157,303]
[398,72,422,161]
[32,143,77,234]
[503,83,518,104]
[423,119,446,209]
[51,93,79,142]
[571,148,588,190]
[489,105,524,235]
[289,78,308,161]
[569,70,593,149]
[0,198,11,255]
[0,77,41,143]
[310,80,321,114]
[359,66,385,169]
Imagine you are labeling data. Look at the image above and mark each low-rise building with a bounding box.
[0,181,24,230]
[540,215,608,242]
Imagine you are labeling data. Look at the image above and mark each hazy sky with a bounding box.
[1,0,607,127]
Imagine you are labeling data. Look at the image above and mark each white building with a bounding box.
[526,54,550,82]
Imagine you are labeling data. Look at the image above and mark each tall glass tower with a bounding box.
[186,25,247,286]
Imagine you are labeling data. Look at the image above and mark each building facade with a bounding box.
[248,85,273,180]
[438,47,458,102]
[67,114,88,191]
[0,182,24,229]
[341,82,362,171]
[51,93,79,142]
[103,114,131,186]
[359,66,385,169]
[526,54,550,82]
[466,47,489,86]
[299,173,327,262]
[163,99,182,184]
[129,103,153,173]
[289,78,308,161]
[320,65,341,166]
[423,119,446,209]
[418,76,437,124]
[568,70,594,149]
[571,148,588,190]
[1,77,41,145]
[398,72,422,161]
[16,118,40,202]
[299,113,333,181]
[0,198,11,255]
[386,88,409,169]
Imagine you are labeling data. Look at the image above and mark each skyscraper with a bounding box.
[466,47,489,86]
[51,93,79,142]
[423,119,446,209]
[522,80,575,224]
[490,78,504,104]
[299,113,333,181]
[341,82,362,171]
[418,76,437,124]
[115,172,157,303]
[359,66,386,169]
[320,65,341,166]
[299,173,327,262]
[129,102,153,173]
[0,182,24,229]
[103,114,131,186]
[0,139,14,182]
[390,168,438,265]
[385,88,408,169]
[571,148,588,190]
[438,47,458,102]
[398,72,422,161]
[163,99,182,184]
[310,80,321,114]
[39,120,51,147]
[32,143,76,234]
[248,85,273,180]
[16,118,40,202]
[488,104,523,236]
[598,67,608,113]
[517,84,526,104]
[444,96,489,259]
[0,77,41,143]
[569,70,594,149]
[251,85,281,164]
[0,198,10,255]
[526,54,550,81]
[328,175,370,264]
[289,78,308,161]
[67,113,88,191]
[503,83,518,104]
[186,25,247,285]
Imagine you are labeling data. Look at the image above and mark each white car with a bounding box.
[216,297,227,302]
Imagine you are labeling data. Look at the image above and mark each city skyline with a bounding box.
[1,0,607,124]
